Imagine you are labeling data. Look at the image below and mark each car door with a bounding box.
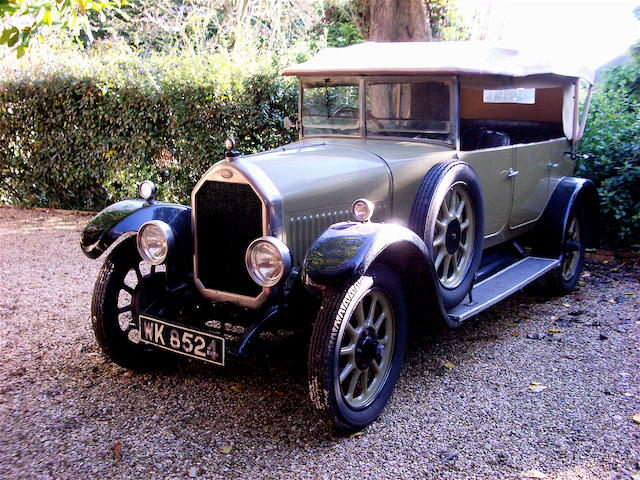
[509,139,566,229]
[460,146,514,246]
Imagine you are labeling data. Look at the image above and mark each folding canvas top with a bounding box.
[282,42,595,85]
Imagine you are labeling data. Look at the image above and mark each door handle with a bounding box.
[547,162,559,169]
[505,168,519,178]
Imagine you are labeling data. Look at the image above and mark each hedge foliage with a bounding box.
[0,49,298,210]
[577,46,640,251]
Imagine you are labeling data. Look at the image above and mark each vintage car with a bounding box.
[80,42,598,431]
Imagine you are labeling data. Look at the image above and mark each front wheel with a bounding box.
[91,236,166,369]
[308,265,407,431]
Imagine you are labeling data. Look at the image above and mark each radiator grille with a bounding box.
[286,202,390,266]
[195,181,263,297]
[288,210,351,266]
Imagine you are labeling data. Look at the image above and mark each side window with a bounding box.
[459,85,565,150]
[365,81,452,143]
[301,82,360,136]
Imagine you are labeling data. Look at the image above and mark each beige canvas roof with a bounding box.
[282,42,595,84]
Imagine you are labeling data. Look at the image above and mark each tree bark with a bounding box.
[368,0,432,42]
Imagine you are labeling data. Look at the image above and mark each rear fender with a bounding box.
[301,222,451,327]
[80,199,192,260]
[532,177,599,258]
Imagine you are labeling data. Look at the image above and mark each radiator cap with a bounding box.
[225,136,240,162]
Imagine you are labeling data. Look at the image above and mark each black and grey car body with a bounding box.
[81,42,599,431]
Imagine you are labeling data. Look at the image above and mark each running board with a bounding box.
[448,257,560,323]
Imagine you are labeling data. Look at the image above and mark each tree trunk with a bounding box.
[368,0,432,42]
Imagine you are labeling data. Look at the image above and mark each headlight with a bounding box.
[137,221,174,265]
[139,180,156,200]
[245,236,291,287]
[352,198,375,222]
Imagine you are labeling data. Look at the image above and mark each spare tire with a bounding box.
[409,161,484,309]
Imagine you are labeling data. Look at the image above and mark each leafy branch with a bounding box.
[0,0,128,57]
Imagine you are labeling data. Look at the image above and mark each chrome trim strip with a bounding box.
[300,134,455,148]
[298,78,303,139]
[190,160,283,309]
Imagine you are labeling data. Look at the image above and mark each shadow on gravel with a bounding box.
[87,282,555,445]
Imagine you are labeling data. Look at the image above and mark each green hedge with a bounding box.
[576,90,640,250]
[576,45,640,251]
[0,52,298,210]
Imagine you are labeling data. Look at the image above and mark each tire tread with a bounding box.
[308,276,370,430]
[408,160,484,308]
[91,237,158,369]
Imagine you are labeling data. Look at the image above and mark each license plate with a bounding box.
[138,315,225,366]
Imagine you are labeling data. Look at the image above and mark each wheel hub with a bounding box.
[354,327,384,370]
[445,218,461,255]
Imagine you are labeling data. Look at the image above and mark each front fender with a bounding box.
[80,199,192,259]
[301,221,450,326]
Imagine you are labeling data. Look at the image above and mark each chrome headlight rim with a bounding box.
[137,220,175,265]
[352,198,375,222]
[245,236,292,288]
[139,180,157,200]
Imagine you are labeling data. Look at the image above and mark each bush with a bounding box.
[577,91,640,250]
[576,49,640,251]
[0,48,298,210]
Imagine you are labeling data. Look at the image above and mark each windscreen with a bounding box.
[366,80,451,142]
[301,79,360,136]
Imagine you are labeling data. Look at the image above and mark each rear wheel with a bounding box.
[91,236,166,369]
[546,205,586,294]
[308,265,407,431]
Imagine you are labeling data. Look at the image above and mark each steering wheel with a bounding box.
[331,107,358,118]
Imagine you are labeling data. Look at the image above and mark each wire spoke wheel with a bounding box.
[561,212,581,281]
[116,261,160,344]
[337,290,395,409]
[409,161,484,309]
[432,182,475,289]
[308,265,407,431]
[91,237,167,369]
[543,203,586,296]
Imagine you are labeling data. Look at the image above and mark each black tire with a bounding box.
[308,265,407,432]
[409,161,484,309]
[545,203,586,294]
[91,236,165,369]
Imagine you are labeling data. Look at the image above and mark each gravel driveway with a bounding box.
[1,207,639,480]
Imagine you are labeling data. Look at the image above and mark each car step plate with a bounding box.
[139,315,225,366]
[448,257,560,323]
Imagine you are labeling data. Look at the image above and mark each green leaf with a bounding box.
[6,30,20,48]
[0,27,17,45]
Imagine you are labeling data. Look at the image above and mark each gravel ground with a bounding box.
[1,206,639,480]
